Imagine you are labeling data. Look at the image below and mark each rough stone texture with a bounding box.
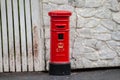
[95,7,112,19]
[112,31,120,40]
[107,57,120,66]
[42,0,120,70]
[104,0,120,12]
[77,16,87,28]
[94,33,111,41]
[83,52,99,61]
[49,0,68,4]
[68,0,85,8]
[101,19,116,31]
[76,28,93,39]
[99,48,117,60]
[80,18,100,28]
[93,25,110,33]
[85,0,103,8]
[76,8,96,18]
[112,12,120,24]
[116,25,120,31]
[107,40,120,56]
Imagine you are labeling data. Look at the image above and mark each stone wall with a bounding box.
[42,0,120,70]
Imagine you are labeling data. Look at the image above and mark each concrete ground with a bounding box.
[0,68,120,80]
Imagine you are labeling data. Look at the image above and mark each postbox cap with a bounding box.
[48,10,72,16]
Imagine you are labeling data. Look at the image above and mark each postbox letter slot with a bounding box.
[57,26,65,28]
[58,34,64,40]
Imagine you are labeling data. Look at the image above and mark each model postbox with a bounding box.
[48,10,72,75]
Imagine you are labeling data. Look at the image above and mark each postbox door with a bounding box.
[50,31,69,63]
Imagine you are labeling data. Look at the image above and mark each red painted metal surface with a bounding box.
[49,10,72,64]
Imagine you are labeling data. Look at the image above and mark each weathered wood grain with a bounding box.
[1,0,9,72]
[0,0,44,72]
[13,0,21,72]
[0,25,2,72]
[25,0,33,71]
[0,22,3,72]
[19,0,27,71]
[0,0,3,72]
[31,0,44,71]
[7,0,15,72]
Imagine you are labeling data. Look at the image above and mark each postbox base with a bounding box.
[49,63,71,75]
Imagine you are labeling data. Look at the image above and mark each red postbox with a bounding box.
[48,10,72,75]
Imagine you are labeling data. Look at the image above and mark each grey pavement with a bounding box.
[0,69,120,80]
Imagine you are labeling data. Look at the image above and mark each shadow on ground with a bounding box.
[0,68,120,80]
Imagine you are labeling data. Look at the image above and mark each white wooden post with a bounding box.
[31,0,45,71]
[25,0,33,71]
[13,0,21,72]
[19,0,27,71]
[7,0,15,72]
[0,0,3,71]
[1,0,9,72]
[0,26,2,72]
[0,24,3,72]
